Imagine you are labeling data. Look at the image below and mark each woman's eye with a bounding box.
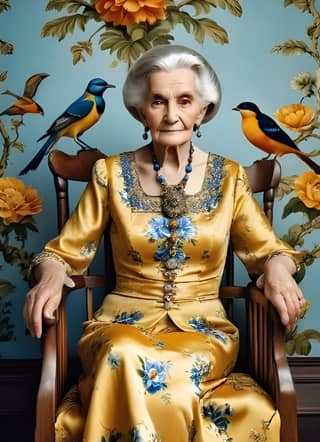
[152,100,163,106]
[179,98,191,105]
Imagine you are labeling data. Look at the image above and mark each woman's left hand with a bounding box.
[262,255,305,330]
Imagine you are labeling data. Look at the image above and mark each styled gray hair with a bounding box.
[122,44,221,124]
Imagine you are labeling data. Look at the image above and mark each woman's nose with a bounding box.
[165,102,179,123]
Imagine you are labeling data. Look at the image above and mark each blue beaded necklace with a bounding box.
[149,142,195,218]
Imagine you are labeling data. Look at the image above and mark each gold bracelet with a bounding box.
[265,251,301,274]
[28,251,66,280]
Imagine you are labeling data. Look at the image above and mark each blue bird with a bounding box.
[19,78,115,175]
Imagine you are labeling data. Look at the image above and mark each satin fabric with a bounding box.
[47,151,300,442]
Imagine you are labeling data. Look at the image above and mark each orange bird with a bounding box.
[0,72,49,119]
[233,101,320,174]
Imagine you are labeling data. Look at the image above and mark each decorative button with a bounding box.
[165,258,178,270]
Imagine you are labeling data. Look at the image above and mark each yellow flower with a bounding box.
[95,0,166,26]
[294,170,320,210]
[274,103,314,131]
[0,177,42,225]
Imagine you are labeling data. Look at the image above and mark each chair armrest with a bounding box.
[35,274,107,442]
[35,319,57,442]
[246,285,298,442]
[220,285,298,442]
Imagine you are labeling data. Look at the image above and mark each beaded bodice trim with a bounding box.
[119,151,224,213]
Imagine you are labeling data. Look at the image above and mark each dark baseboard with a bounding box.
[0,359,41,442]
[0,357,319,441]
[289,356,320,442]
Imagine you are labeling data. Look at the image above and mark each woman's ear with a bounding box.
[137,108,147,126]
[196,105,208,125]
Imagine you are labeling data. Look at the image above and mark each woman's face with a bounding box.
[139,68,207,148]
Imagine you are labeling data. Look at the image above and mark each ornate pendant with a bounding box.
[161,184,188,218]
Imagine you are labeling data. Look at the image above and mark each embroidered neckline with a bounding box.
[129,150,211,199]
[119,151,224,213]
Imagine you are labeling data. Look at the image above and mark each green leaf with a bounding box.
[99,28,127,51]
[198,17,228,44]
[306,21,320,40]
[276,175,297,200]
[312,248,320,259]
[282,196,309,219]
[224,0,242,16]
[0,0,10,14]
[14,223,28,240]
[282,223,304,247]
[178,0,212,16]
[147,20,173,40]
[0,71,7,82]
[284,0,310,12]
[45,0,91,12]
[0,280,15,297]
[71,40,93,64]
[0,39,13,55]
[11,141,24,152]
[152,34,175,45]
[127,25,146,42]
[109,59,119,69]
[271,39,311,55]
[41,14,91,41]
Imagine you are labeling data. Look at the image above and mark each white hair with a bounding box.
[122,44,221,124]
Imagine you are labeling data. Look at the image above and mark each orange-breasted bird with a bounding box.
[19,78,115,176]
[0,73,49,119]
[233,101,320,174]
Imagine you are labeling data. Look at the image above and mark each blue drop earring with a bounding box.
[193,124,202,138]
[142,126,150,140]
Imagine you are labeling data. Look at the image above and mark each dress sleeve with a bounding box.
[41,158,110,275]
[230,163,302,276]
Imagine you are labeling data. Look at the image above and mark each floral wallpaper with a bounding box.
[0,0,319,357]
[271,0,320,354]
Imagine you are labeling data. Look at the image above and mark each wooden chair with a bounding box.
[35,149,297,442]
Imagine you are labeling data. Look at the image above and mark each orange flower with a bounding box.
[294,171,320,210]
[0,177,42,225]
[274,103,314,131]
[95,0,166,26]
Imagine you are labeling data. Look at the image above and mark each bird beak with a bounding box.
[232,107,239,111]
[107,84,116,88]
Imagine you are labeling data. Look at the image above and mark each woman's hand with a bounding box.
[262,255,305,330]
[23,260,74,338]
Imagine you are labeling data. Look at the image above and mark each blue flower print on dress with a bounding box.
[101,431,122,442]
[175,216,197,239]
[189,317,228,345]
[202,402,234,434]
[145,216,196,241]
[107,353,121,370]
[146,216,171,240]
[138,357,170,394]
[112,311,143,324]
[189,356,212,396]
[130,427,145,442]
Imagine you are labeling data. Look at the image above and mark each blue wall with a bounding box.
[0,0,319,358]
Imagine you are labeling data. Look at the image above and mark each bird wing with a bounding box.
[37,94,94,139]
[257,113,300,151]
[23,73,49,98]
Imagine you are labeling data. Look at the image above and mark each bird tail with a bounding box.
[295,151,320,175]
[19,134,56,175]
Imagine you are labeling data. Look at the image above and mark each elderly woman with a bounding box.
[24,45,304,442]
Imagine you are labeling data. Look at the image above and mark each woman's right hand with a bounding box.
[23,260,74,338]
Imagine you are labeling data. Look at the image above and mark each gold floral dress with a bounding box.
[45,151,299,442]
